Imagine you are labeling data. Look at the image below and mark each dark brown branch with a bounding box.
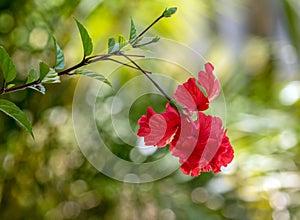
[2,80,40,94]
[57,59,86,76]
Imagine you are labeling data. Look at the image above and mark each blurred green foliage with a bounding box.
[1,0,300,219]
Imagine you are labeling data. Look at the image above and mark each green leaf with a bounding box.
[39,62,60,84]
[74,18,93,57]
[26,69,38,84]
[162,7,177,17]
[0,99,33,138]
[108,37,115,50]
[29,84,46,94]
[108,37,119,54]
[6,84,15,89]
[0,46,17,83]
[39,61,50,80]
[118,35,127,49]
[53,37,65,70]
[75,69,112,87]
[41,68,60,84]
[129,17,137,41]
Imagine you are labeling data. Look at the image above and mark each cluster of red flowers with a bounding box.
[137,63,234,177]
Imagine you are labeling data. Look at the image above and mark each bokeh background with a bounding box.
[1,0,300,219]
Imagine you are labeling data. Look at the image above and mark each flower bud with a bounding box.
[163,7,177,17]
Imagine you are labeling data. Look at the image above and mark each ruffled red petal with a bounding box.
[137,103,180,147]
[173,78,209,111]
[171,112,234,176]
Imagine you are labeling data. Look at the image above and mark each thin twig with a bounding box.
[130,15,164,46]
[2,80,40,94]
[132,40,158,48]
[57,59,86,76]
[86,53,145,63]
[121,53,172,101]
[105,58,152,74]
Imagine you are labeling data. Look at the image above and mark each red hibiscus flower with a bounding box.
[136,62,234,177]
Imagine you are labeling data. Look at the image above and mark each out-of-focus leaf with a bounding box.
[75,18,93,57]
[0,46,16,83]
[282,0,300,56]
[129,17,137,41]
[41,68,60,84]
[53,37,65,70]
[108,37,119,54]
[0,99,33,138]
[75,69,112,87]
[29,84,46,94]
[118,35,127,49]
[26,69,38,84]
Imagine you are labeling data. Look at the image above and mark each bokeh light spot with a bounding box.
[70,180,88,197]
[159,209,176,220]
[191,187,208,203]
[29,27,49,50]
[130,147,147,163]
[270,191,290,210]
[278,129,297,150]
[280,81,300,106]
[0,11,14,33]
[62,201,81,219]
[135,137,157,156]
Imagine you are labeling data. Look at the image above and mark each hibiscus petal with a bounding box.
[137,103,180,148]
[144,114,167,147]
[205,62,214,73]
[170,112,234,176]
[137,115,151,136]
[198,116,224,167]
[174,78,209,111]
[137,106,156,136]
[209,131,234,173]
[198,62,220,102]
